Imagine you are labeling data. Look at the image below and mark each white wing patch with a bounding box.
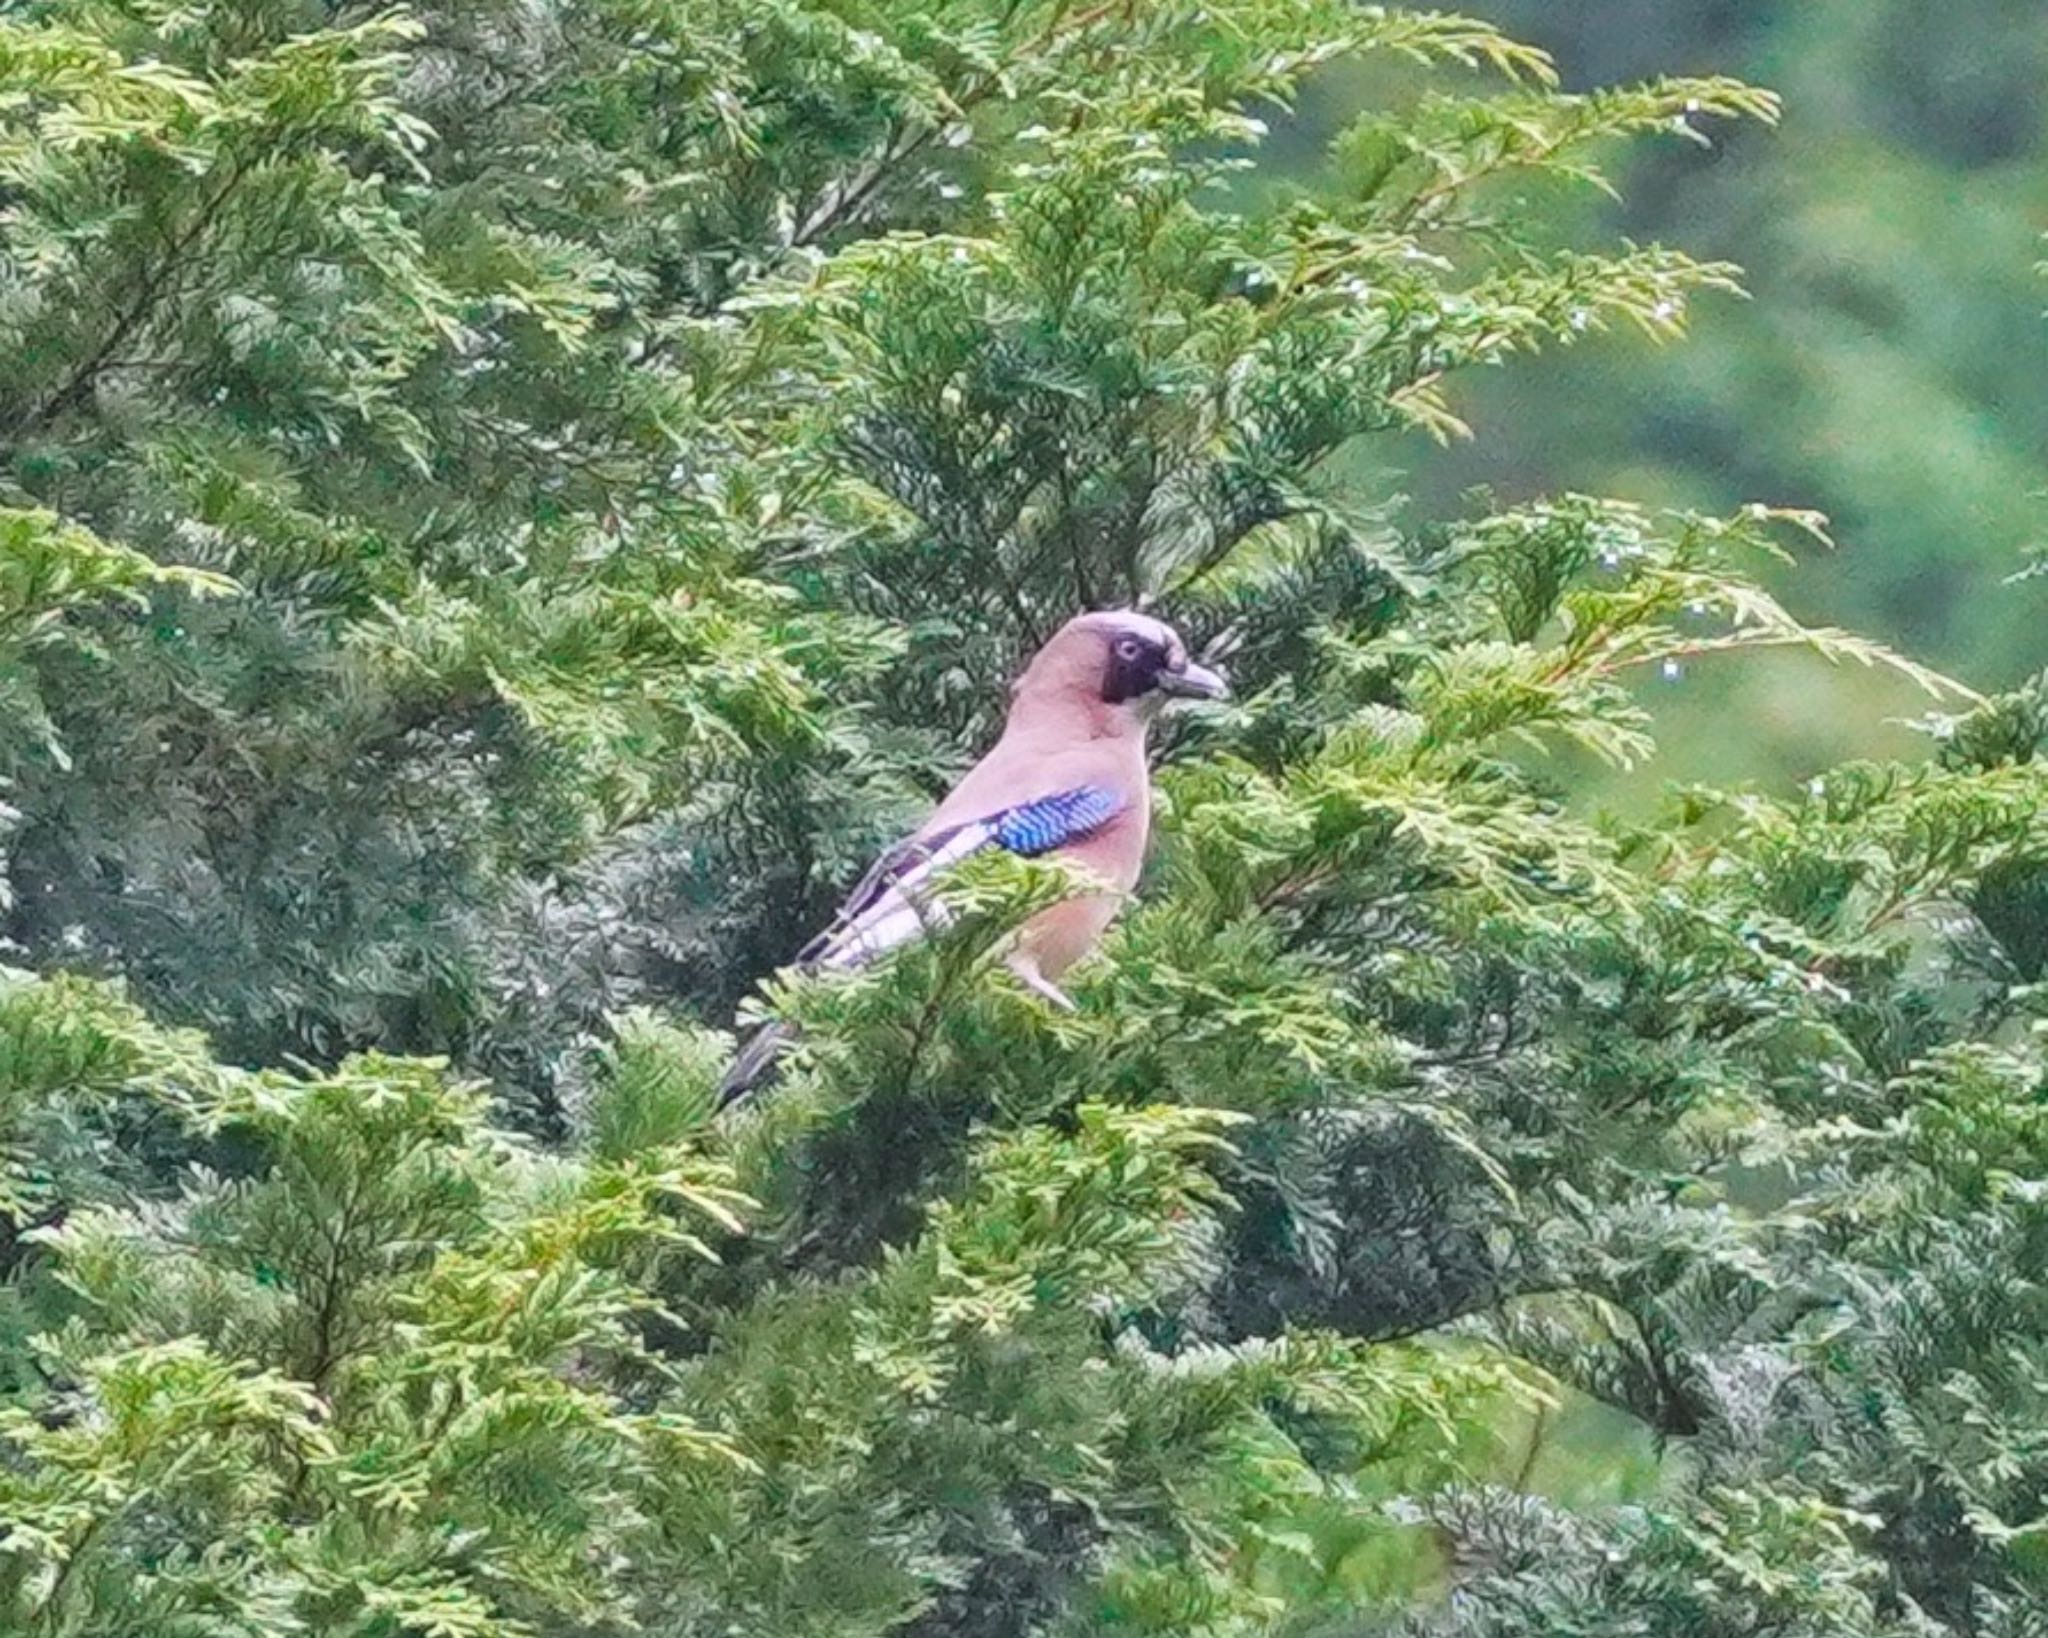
[806,824,987,970]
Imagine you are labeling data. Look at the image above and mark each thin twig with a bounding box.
[15,156,251,437]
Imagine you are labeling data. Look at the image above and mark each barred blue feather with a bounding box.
[992,786,1124,856]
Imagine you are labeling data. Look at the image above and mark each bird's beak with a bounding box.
[1157,661,1229,700]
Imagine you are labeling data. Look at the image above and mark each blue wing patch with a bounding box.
[992,785,1124,856]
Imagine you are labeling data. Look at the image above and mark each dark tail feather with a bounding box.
[717,1020,796,1109]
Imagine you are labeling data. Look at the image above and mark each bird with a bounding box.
[715,609,1229,1106]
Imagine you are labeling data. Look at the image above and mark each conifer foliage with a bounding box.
[3,1,2045,1634]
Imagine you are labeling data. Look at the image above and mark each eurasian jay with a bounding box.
[715,610,1228,1105]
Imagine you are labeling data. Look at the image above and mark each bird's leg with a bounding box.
[1005,952,1077,1012]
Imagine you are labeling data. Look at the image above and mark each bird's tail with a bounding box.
[716,1018,797,1109]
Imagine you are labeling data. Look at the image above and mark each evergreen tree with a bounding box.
[4,2,2046,1635]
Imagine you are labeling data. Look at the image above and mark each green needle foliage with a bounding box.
[2,2,2046,1635]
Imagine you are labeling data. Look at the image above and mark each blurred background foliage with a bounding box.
[1277,0,2048,803]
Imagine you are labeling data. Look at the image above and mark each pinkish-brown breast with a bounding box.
[919,686,1156,980]
[1012,783,1149,979]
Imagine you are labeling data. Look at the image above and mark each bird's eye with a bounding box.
[1114,636,1144,660]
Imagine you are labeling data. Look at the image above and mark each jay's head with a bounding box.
[1011,610,1229,728]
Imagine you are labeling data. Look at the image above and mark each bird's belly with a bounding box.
[1019,811,1146,977]
[1016,893,1123,979]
